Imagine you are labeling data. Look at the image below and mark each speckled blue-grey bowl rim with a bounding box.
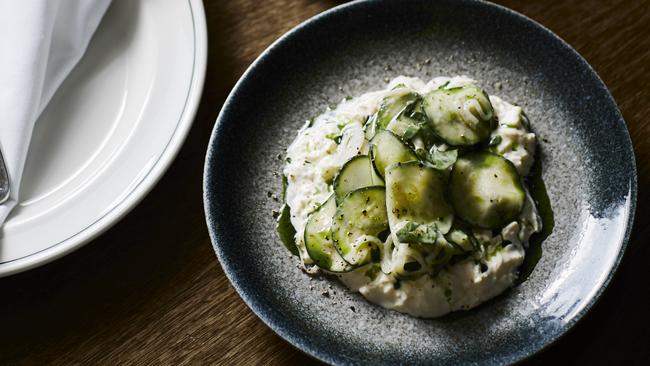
[203,0,637,364]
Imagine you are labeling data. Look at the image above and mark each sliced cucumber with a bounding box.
[364,113,379,141]
[425,235,457,266]
[385,161,454,239]
[385,114,420,140]
[445,227,478,252]
[370,130,418,178]
[386,100,423,135]
[450,152,525,229]
[423,84,495,146]
[333,155,384,202]
[376,89,420,128]
[304,195,353,272]
[337,123,367,163]
[332,186,389,266]
[380,93,435,143]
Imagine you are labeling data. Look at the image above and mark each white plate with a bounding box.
[0,0,207,277]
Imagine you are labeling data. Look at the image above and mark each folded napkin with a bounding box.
[0,0,111,225]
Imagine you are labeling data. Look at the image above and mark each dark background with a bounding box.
[0,0,648,364]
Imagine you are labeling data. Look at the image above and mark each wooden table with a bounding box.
[1,0,648,364]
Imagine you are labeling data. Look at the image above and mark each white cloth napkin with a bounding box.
[0,0,111,225]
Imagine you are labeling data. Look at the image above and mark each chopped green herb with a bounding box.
[395,221,439,244]
[424,146,458,170]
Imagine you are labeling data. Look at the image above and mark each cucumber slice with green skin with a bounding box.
[333,155,384,203]
[376,89,420,128]
[369,130,418,178]
[450,152,525,229]
[385,161,455,238]
[385,114,420,140]
[304,195,353,272]
[384,97,430,139]
[332,186,389,266]
[423,84,495,146]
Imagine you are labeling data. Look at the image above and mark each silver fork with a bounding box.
[0,147,10,204]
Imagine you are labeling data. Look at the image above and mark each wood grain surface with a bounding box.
[0,0,648,364]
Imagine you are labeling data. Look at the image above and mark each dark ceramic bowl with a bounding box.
[203,0,636,364]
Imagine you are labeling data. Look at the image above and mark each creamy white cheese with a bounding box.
[489,96,537,175]
[283,76,541,317]
[339,242,524,318]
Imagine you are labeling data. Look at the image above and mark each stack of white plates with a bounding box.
[0,0,207,277]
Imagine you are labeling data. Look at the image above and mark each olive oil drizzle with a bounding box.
[517,153,554,284]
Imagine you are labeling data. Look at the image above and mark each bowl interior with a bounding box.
[204,0,635,364]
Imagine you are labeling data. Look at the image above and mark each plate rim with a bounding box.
[0,0,208,277]
[203,0,637,364]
